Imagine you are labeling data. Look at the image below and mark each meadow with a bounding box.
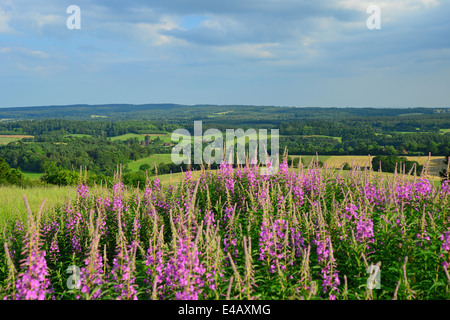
[127,154,174,171]
[0,185,73,225]
[0,157,449,300]
[0,135,33,145]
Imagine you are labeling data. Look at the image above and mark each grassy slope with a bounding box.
[128,154,174,171]
[324,155,445,179]
[0,135,34,145]
[0,137,20,144]
[64,133,92,138]
[110,133,173,144]
[110,133,146,142]
[287,155,331,166]
[22,172,44,180]
[0,185,74,224]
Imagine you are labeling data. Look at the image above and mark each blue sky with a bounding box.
[0,0,449,108]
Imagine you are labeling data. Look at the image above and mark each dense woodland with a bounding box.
[0,105,449,186]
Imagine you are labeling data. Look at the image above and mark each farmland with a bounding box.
[0,106,450,302]
[127,154,175,171]
[0,135,33,144]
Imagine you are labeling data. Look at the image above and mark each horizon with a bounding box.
[0,103,449,110]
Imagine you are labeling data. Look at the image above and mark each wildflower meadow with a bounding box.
[1,156,449,300]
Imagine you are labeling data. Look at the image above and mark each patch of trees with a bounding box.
[0,119,180,138]
[0,157,26,186]
[0,136,151,176]
[371,155,423,175]
[440,155,450,183]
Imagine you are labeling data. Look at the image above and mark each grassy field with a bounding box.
[288,155,331,166]
[111,133,173,144]
[64,133,92,138]
[406,156,447,178]
[321,155,446,179]
[128,153,175,171]
[0,185,74,224]
[393,129,450,135]
[110,133,146,142]
[0,135,34,144]
[0,137,20,144]
[22,172,44,180]
[296,135,342,142]
[152,169,205,185]
[0,170,203,224]
[324,155,372,168]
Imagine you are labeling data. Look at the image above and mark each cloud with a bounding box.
[0,8,14,34]
[0,0,449,108]
[133,18,180,46]
[0,46,50,59]
[217,42,279,59]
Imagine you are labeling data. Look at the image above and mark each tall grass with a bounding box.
[0,185,74,225]
[0,158,449,300]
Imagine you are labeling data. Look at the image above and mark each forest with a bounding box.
[0,105,449,187]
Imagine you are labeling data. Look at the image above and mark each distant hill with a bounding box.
[0,103,446,123]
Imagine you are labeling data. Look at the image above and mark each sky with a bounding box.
[0,0,449,108]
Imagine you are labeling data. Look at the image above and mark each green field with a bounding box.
[0,137,20,144]
[0,185,74,224]
[0,135,34,145]
[293,135,342,143]
[64,133,92,138]
[152,169,205,185]
[394,129,450,135]
[128,153,175,171]
[111,133,173,144]
[0,170,203,224]
[287,155,331,166]
[110,133,146,142]
[22,172,44,180]
[395,131,420,134]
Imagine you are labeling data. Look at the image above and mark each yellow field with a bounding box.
[0,134,34,144]
[405,156,445,166]
[323,155,446,179]
[324,156,372,168]
[406,156,447,178]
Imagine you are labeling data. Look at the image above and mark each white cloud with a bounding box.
[13,61,68,75]
[0,47,12,53]
[15,63,44,72]
[0,47,50,59]
[218,42,279,59]
[133,18,180,46]
[0,8,14,34]
[34,13,63,30]
[336,0,439,16]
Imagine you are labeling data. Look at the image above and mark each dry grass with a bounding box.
[0,135,34,138]
[325,156,372,168]
[323,155,446,179]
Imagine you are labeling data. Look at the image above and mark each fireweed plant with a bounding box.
[0,155,449,300]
